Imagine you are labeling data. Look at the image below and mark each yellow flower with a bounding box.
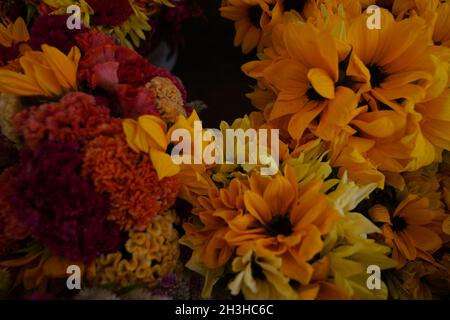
[401,164,444,210]
[385,260,436,300]
[329,131,386,187]
[0,249,92,292]
[0,17,29,48]
[225,167,340,285]
[242,20,365,143]
[369,195,444,268]
[321,172,396,299]
[228,247,297,299]
[220,0,282,54]
[283,139,333,188]
[123,111,200,180]
[44,0,151,49]
[0,45,80,96]
[92,210,179,289]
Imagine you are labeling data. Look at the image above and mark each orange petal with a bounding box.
[406,225,442,252]
[307,68,335,99]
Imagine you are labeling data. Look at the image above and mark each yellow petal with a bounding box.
[138,115,168,151]
[123,119,140,153]
[307,68,335,99]
[41,44,77,89]
[150,149,180,180]
[0,69,43,96]
[13,17,30,43]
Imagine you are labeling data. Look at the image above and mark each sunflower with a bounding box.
[369,194,444,268]
[0,44,80,96]
[44,0,152,49]
[220,0,282,54]
[0,17,30,67]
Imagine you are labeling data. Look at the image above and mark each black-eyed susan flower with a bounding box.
[220,0,282,54]
[369,194,444,268]
[243,20,365,143]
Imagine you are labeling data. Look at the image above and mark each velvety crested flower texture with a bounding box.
[87,0,133,27]
[10,141,122,262]
[82,131,180,231]
[76,31,187,118]
[0,167,29,254]
[92,210,180,288]
[14,92,117,149]
[29,14,87,54]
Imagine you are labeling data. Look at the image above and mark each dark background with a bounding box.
[173,0,255,128]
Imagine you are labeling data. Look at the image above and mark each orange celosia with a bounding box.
[83,131,180,231]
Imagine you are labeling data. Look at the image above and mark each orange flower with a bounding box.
[220,0,282,54]
[369,194,444,268]
[224,167,340,284]
[242,21,365,143]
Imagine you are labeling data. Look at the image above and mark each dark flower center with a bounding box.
[251,260,266,280]
[248,5,263,27]
[392,216,407,232]
[375,0,393,10]
[368,64,388,88]
[266,215,293,237]
[284,0,307,13]
[306,87,325,102]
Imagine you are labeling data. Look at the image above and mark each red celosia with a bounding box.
[76,32,187,118]
[82,131,180,231]
[29,14,87,54]
[14,92,118,149]
[87,0,133,27]
[74,29,116,52]
[0,167,30,254]
[11,141,122,262]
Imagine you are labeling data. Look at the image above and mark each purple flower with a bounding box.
[11,141,123,262]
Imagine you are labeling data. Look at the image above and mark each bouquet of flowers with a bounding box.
[0,0,449,301]
[0,16,208,299]
[179,0,450,299]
